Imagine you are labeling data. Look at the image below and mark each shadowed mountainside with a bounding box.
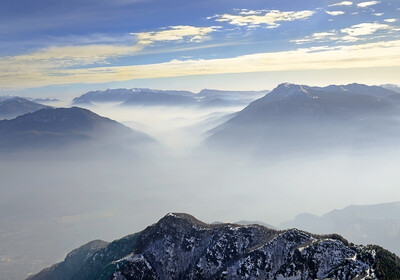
[0,107,156,157]
[206,83,400,155]
[0,97,49,120]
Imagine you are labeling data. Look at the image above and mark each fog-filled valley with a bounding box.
[2,84,400,279]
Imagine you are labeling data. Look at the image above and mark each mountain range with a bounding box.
[281,201,400,258]
[0,97,49,119]
[28,213,400,280]
[72,88,267,108]
[206,83,400,154]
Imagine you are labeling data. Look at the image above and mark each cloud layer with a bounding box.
[2,40,400,89]
[292,22,396,44]
[326,11,345,16]
[133,26,221,46]
[212,9,315,28]
[2,1,400,92]
[329,1,353,7]
[357,1,380,8]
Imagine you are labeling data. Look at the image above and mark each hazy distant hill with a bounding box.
[197,89,268,108]
[198,89,268,99]
[72,89,135,105]
[206,83,400,154]
[122,89,197,106]
[28,213,400,280]
[281,201,400,257]
[381,84,400,93]
[0,107,155,156]
[72,88,267,108]
[0,97,49,119]
[30,98,60,104]
[72,88,195,106]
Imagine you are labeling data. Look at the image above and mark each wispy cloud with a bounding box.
[211,9,315,28]
[0,23,226,89]
[1,25,221,70]
[357,1,380,8]
[341,22,390,41]
[9,44,143,68]
[384,19,397,23]
[329,1,353,7]
[2,40,400,90]
[292,22,394,44]
[291,31,340,44]
[132,25,221,46]
[325,11,346,16]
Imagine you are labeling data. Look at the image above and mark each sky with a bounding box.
[1,0,400,98]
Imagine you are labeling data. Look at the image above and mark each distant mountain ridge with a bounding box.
[0,97,49,119]
[281,201,400,257]
[381,84,400,93]
[28,213,400,280]
[206,83,400,154]
[72,88,267,108]
[72,88,194,105]
[228,83,396,122]
[0,107,155,156]
[122,89,196,106]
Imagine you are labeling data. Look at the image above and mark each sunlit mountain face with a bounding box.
[1,0,400,280]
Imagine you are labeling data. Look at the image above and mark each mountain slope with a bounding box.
[0,97,49,119]
[381,84,400,94]
[27,240,109,280]
[206,83,400,154]
[72,88,267,108]
[28,213,400,280]
[72,88,195,106]
[122,89,196,106]
[281,201,400,257]
[197,89,268,108]
[0,107,155,155]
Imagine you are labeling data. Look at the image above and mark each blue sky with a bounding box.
[1,0,399,98]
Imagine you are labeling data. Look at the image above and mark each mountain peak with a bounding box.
[29,213,400,280]
[13,106,108,125]
[156,212,209,229]
[273,83,311,96]
[0,97,48,119]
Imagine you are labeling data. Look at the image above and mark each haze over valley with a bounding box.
[1,83,400,279]
[2,0,400,279]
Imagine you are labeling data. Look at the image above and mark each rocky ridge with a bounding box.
[28,213,400,280]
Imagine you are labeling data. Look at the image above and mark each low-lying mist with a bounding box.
[2,102,400,279]
[79,102,241,155]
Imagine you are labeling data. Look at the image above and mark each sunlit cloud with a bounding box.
[341,22,390,41]
[132,26,221,46]
[326,11,346,16]
[0,25,222,84]
[211,9,315,28]
[357,1,380,8]
[2,40,400,90]
[292,31,341,44]
[384,19,397,23]
[9,44,143,68]
[329,1,353,6]
[292,22,394,44]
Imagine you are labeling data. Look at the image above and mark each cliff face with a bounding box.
[29,213,400,280]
